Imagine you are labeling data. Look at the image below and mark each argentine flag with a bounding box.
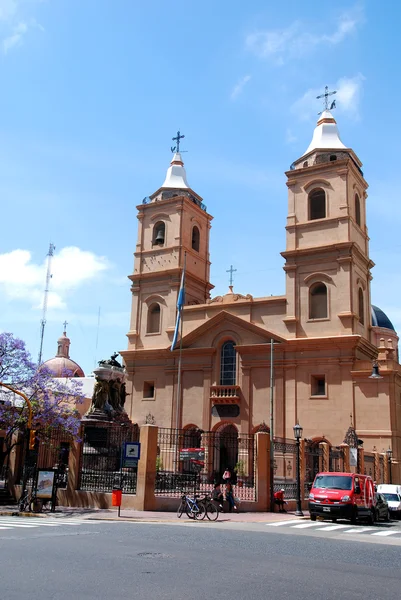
[171,265,186,351]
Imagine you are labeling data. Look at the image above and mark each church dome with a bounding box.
[41,328,84,377]
[42,356,84,378]
[371,305,395,331]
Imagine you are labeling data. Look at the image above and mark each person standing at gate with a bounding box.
[223,467,232,484]
[225,482,237,512]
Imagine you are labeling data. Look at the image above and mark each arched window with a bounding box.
[192,226,200,252]
[358,288,364,325]
[220,341,236,385]
[303,161,308,168]
[147,303,161,333]
[329,154,337,162]
[309,283,328,319]
[153,221,165,246]
[309,188,326,220]
[355,194,361,227]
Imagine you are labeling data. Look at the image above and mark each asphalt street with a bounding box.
[1,518,400,600]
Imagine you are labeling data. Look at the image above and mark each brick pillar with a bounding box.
[299,439,306,502]
[383,454,389,484]
[357,447,364,474]
[340,443,350,473]
[320,442,329,472]
[135,425,158,511]
[255,432,269,511]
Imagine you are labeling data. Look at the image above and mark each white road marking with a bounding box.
[344,527,374,533]
[0,522,38,528]
[371,530,399,537]
[292,522,322,528]
[268,520,305,527]
[315,524,349,531]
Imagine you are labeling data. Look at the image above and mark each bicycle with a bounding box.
[19,488,43,513]
[198,494,219,521]
[176,494,206,520]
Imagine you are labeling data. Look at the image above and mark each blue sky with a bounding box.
[1,1,401,374]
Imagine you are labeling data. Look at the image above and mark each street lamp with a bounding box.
[387,447,393,484]
[293,423,304,517]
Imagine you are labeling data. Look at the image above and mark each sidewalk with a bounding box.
[0,504,308,523]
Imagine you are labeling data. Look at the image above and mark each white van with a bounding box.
[377,484,401,518]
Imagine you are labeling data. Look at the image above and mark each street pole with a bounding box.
[295,437,304,516]
[269,339,275,512]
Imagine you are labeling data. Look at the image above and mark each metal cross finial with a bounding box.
[171,130,185,153]
[63,320,68,334]
[316,85,337,114]
[226,265,237,287]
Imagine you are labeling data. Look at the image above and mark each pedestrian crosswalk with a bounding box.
[267,519,401,540]
[0,516,101,533]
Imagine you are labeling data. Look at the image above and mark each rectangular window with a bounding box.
[143,381,155,399]
[311,375,326,397]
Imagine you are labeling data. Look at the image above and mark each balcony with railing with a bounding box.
[210,385,241,404]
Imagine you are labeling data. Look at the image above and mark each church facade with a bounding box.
[121,111,401,481]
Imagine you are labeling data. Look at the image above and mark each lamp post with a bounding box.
[293,423,304,517]
[387,447,393,484]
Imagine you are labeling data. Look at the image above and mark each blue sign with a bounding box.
[122,442,141,467]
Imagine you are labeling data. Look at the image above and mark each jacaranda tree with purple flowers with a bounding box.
[0,332,84,470]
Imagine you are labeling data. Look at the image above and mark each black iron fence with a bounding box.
[79,423,139,494]
[364,453,375,479]
[329,446,344,473]
[305,443,323,487]
[155,428,257,500]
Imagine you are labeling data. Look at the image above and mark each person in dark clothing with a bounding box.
[212,483,224,510]
[225,482,237,512]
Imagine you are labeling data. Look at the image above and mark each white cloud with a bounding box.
[246,7,363,64]
[0,246,110,310]
[3,20,27,52]
[231,74,252,100]
[291,74,365,121]
[0,1,44,53]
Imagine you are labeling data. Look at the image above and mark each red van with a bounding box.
[309,472,376,524]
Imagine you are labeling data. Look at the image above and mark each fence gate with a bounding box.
[329,446,344,473]
[79,423,139,494]
[155,428,257,501]
[305,443,323,490]
[364,453,375,479]
[273,438,297,499]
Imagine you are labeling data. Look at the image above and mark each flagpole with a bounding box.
[174,252,186,472]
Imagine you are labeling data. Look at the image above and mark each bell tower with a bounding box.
[282,105,373,339]
[127,144,213,350]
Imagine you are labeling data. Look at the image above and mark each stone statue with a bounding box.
[98,352,123,368]
[120,382,129,408]
[109,378,122,411]
[89,377,110,412]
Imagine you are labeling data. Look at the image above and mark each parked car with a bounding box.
[377,485,401,519]
[374,493,390,522]
[309,472,375,524]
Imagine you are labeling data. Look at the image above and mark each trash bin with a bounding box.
[112,488,122,507]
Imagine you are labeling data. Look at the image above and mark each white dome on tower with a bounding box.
[303,110,347,156]
[160,152,190,189]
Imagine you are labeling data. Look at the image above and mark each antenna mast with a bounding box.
[38,243,56,365]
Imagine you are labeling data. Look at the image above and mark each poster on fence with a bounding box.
[36,469,56,499]
[350,448,358,467]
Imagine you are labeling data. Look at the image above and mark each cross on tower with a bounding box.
[63,320,68,334]
[171,130,185,153]
[226,265,237,287]
[316,85,337,114]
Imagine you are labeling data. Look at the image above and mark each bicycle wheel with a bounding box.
[30,498,43,513]
[177,501,185,518]
[206,502,219,521]
[185,505,195,519]
[194,503,206,520]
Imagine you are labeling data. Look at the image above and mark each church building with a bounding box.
[121,110,401,481]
